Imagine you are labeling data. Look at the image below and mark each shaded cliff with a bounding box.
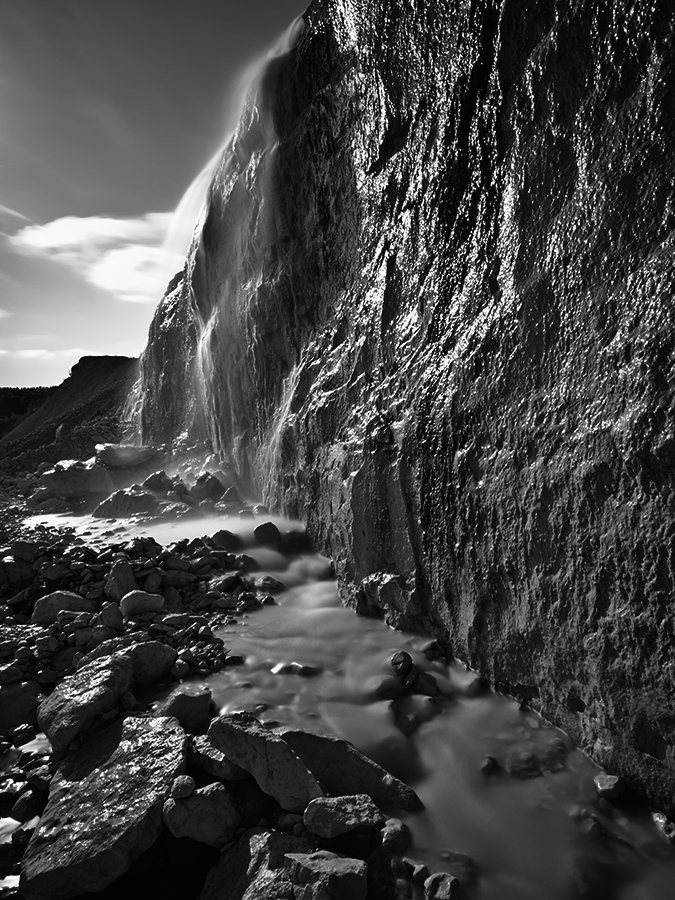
[140,0,675,814]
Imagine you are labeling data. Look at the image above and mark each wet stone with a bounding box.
[594,772,625,800]
[20,716,187,900]
[285,850,368,900]
[163,781,241,847]
[424,872,462,899]
[303,794,385,838]
[153,685,212,733]
[208,712,323,813]
[190,734,250,781]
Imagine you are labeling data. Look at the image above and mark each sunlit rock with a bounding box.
[278,728,423,813]
[303,794,385,838]
[20,716,186,900]
[208,712,323,813]
[37,654,133,753]
[119,589,164,618]
[92,486,160,519]
[285,850,368,900]
[39,459,116,497]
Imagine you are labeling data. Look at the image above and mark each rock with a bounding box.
[154,685,212,733]
[424,872,463,899]
[254,521,282,545]
[480,756,499,776]
[255,575,286,594]
[142,470,174,493]
[390,651,416,684]
[103,559,138,602]
[208,713,323,812]
[438,851,477,885]
[0,682,40,730]
[170,775,195,798]
[594,772,625,800]
[279,728,423,813]
[95,601,124,631]
[93,487,160,519]
[211,529,242,551]
[95,443,163,469]
[304,794,385,838]
[190,734,250,781]
[190,472,225,502]
[120,589,165,618]
[39,459,116,497]
[163,781,241,847]
[198,829,312,900]
[271,661,322,677]
[31,591,98,625]
[126,640,177,685]
[20,716,186,900]
[285,850,368,900]
[37,654,133,752]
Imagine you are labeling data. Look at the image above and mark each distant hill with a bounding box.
[0,386,60,439]
[0,356,140,473]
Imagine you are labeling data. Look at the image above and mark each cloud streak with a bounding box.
[7,212,181,303]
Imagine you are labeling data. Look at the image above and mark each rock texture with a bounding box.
[20,716,186,900]
[139,0,675,814]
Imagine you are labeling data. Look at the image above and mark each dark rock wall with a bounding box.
[140,0,675,814]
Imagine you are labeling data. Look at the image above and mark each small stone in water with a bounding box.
[390,651,414,680]
[424,872,462,899]
[594,772,625,800]
[480,756,499,775]
[253,521,282,545]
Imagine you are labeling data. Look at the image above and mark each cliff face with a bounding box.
[140,0,675,813]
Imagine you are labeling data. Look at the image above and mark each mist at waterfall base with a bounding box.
[24,507,675,900]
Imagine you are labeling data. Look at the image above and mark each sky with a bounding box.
[0,0,307,386]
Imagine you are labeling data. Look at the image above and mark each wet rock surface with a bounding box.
[137,0,675,816]
[19,716,187,899]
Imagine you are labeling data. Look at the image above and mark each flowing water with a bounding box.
[22,510,675,900]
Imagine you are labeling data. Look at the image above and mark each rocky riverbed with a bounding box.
[1,448,675,899]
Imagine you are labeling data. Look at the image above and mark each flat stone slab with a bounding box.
[190,734,250,781]
[208,712,323,812]
[37,654,133,753]
[20,715,186,900]
[304,794,385,838]
[278,728,423,813]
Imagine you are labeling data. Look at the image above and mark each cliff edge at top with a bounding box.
[139,0,675,815]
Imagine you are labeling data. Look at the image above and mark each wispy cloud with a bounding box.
[0,348,88,359]
[0,203,29,227]
[7,212,181,303]
[0,309,11,319]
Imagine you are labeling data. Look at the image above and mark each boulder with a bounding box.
[95,443,164,469]
[279,728,423,813]
[199,829,313,900]
[93,487,160,519]
[424,872,463,899]
[126,641,177,685]
[31,591,99,626]
[38,654,133,753]
[190,472,225,502]
[304,794,385,838]
[163,782,241,847]
[39,459,116,496]
[253,521,282,545]
[154,686,212,733]
[103,559,138,602]
[20,716,186,900]
[285,850,368,900]
[0,681,40,729]
[142,470,174,493]
[120,589,165,618]
[208,713,323,812]
[190,734,250,781]
[211,529,242,551]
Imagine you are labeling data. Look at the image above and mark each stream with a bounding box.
[13,510,675,900]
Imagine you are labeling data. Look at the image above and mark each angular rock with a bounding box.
[163,781,241,847]
[31,591,99,626]
[208,713,323,812]
[424,872,462,899]
[38,654,133,752]
[285,850,368,900]
[211,529,242,551]
[39,459,116,497]
[154,685,212,733]
[254,521,282,545]
[190,734,250,781]
[199,829,312,900]
[20,716,186,900]
[103,559,138,602]
[95,601,124,631]
[594,772,625,800]
[279,728,423,813]
[120,589,165,618]
[142,470,174,493]
[190,472,225,502]
[127,640,177,685]
[304,794,385,838]
[93,487,160,519]
[0,681,39,729]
